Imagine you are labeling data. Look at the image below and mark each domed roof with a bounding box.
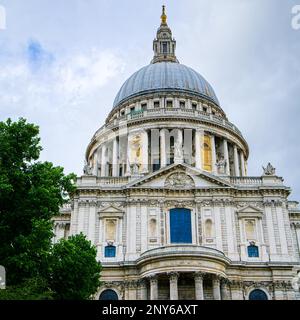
[113,62,220,108]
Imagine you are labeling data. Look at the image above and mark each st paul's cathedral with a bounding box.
[53,7,300,300]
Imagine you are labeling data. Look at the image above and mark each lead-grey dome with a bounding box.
[113,62,220,108]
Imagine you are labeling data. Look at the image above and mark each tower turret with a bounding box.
[151,5,178,64]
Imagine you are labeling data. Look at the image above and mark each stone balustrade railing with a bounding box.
[230,176,284,186]
[76,176,129,187]
[91,107,243,142]
[230,176,263,186]
[139,244,228,260]
[97,176,129,185]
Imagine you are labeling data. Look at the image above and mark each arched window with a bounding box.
[249,289,268,300]
[105,245,116,258]
[247,244,259,257]
[170,208,192,243]
[99,289,118,300]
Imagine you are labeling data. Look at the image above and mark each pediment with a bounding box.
[98,205,124,218]
[127,163,233,189]
[237,205,263,219]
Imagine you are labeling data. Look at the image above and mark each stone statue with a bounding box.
[216,156,227,174]
[262,162,276,176]
[83,160,92,175]
[131,157,140,176]
[165,172,195,189]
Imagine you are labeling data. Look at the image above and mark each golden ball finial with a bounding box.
[161,5,167,24]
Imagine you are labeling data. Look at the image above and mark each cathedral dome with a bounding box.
[113,62,220,108]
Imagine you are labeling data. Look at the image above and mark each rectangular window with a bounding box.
[192,103,197,110]
[105,245,116,257]
[170,208,192,243]
[180,101,185,108]
[166,100,173,108]
[130,107,135,113]
[141,103,147,111]
[154,101,160,108]
[203,106,207,113]
[162,42,168,54]
[247,245,259,258]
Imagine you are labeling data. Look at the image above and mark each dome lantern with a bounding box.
[151,6,178,64]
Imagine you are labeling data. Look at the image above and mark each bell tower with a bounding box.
[151,6,179,64]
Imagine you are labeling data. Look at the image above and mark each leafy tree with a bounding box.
[0,277,54,300]
[47,233,101,300]
[0,118,76,285]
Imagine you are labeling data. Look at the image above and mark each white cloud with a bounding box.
[0,42,125,117]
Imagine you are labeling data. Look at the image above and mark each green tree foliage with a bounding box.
[0,118,101,300]
[48,233,102,300]
[0,277,54,300]
[0,118,76,285]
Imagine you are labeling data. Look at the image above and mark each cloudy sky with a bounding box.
[0,0,299,200]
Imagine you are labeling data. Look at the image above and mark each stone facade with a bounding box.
[53,7,300,300]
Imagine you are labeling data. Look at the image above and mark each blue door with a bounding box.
[170,208,192,243]
[249,289,268,300]
[99,289,118,300]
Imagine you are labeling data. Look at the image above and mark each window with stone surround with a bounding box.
[104,245,116,257]
[170,208,192,243]
[247,244,259,257]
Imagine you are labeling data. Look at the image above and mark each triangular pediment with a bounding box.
[98,205,124,218]
[127,163,233,189]
[99,205,123,213]
[237,205,263,219]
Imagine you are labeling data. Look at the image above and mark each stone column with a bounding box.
[194,272,204,300]
[112,137,119,177]
[240,151,245,177]
[211,135,217,174]
[169,272,179,300]
[125,134,131,176]
[274,281,286,300]
[139,279,148,300]
[233,145,240,177]
[221,279,231,300]
[141,130,149,173]
[296,225,300,253]
[101,144,107,177]
[128,280,138,300]
[195,130,203,170]
[87,202,96,243]
[56,223,66,242]
[93,150,98,176]
[223,139,230,175]
[160,129,167,168]
[174,129,183,164]
[265,204,277,259]
[150,275,158,300]
[230,281,244,300]
[213,275,221,300]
